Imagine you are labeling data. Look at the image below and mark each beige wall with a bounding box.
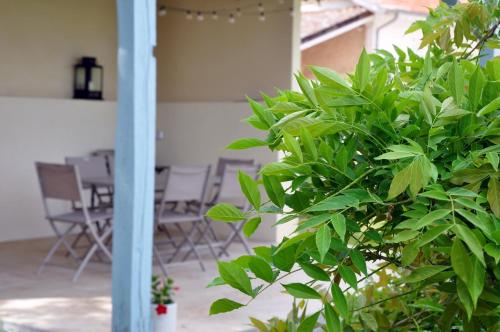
[0,0,117,100]
[156,0,295,101]
[0,97,116,241]
[0,0,296,102]
[301,27,366,78]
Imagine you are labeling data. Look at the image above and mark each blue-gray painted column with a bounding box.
[112,0,156,331]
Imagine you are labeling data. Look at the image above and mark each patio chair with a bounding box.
[208,163,260,256]
[65,155,112,207]
[153,165,216,276]
[215,157,255,179]
[35,162,113,282]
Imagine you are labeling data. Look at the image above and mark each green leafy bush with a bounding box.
[207,1,500,330]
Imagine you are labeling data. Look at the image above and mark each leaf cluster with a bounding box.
[207,1,500,330]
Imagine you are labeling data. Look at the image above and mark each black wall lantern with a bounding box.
[73,57,103,100]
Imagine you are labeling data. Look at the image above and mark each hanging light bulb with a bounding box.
[259,12,266,22]
[289,6,294,16]
[196,11,204,21]
[236,7,242,17]
[185,10,193,20]
[258,3,264,12]
[277,0,285,4]
[228,13,236,24]
[212,11,219,20]
[158,5,167,17]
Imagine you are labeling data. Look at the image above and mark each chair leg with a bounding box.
[181,221,218,261]
[72,226,113,282]
[175,223,205,271]
[153,245,168,277]
[38,223,77,275]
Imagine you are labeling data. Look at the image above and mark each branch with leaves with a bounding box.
[206,1,500,330]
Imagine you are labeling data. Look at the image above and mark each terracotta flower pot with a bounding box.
[152,302,177,332]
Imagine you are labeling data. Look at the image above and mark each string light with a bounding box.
[158,5,167,16]
[157,1,292,24]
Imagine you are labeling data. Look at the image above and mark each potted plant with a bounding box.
[151,275,178,332]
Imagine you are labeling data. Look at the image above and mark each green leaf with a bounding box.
[276,232,313,254]
[405,265,449,283]
[387,230,420,243]
[226,138,268,150]
[272,244,296,272]
[420,86,436,125]
[419,190,450,201]
[396,209,451,230]
[308,195,359,212]
[207,203,245,222]
[209,298,245,315]
[339,265,358,290]
[282,283,321,299]
[243,217,262,238]
[414,224,453,247]
[456,209,494,236]
[469,67,486,111]
[331,283,348,318]
[217,261,253,296]
[448,59,464,104]
[451,238,471,284]
[283,131,303,162]
[296,214,331,232]
[295,72,318,106]
[297,311,320,332]
[455,198,486,213]
[469,256,485,308]
[402,242,419,266]
[457,278,473,320]
[300,127,318,161]
[484,244,500,264]
[355,48,370,92]
[324,304,341,332]
[477,96,500,117]
[453,224,485,266]
[487,177,500,218]
[486,152,499,171]
[351,249,367,275]
[316,224,331,262]
[375,151,418,160]
[331,214,347,241]
[300,262,330,281]
[447,187,478,197]
[238,170,261,210]
[310,66,351,90]
[249,317,269,332]
[248,256,274,283]
[262,175,285,209]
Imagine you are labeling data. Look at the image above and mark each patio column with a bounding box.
[112,0,156,331]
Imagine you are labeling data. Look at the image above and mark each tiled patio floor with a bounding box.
[0,237,308,332]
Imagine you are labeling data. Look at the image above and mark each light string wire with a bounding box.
[158,0,294,19]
